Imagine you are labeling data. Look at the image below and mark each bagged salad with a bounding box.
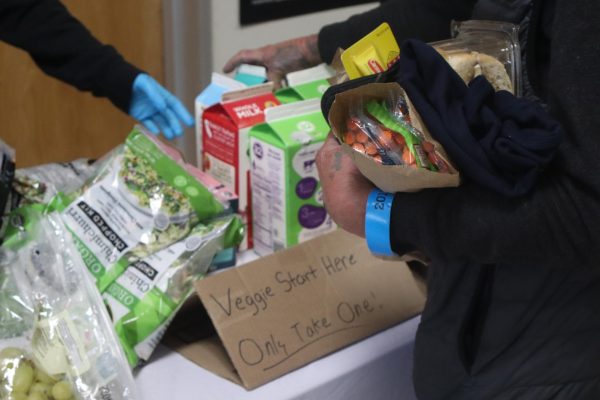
[103,214,243,366]
[50,126,229,292]
[0,207,137,400]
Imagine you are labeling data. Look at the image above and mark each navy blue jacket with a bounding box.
[322,0,600,398]
[0,0,140,112]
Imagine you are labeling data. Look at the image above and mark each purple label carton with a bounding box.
[249,99,336,256]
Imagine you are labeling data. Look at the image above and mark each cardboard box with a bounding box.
[201,84,280,249]
[165,229,426,390]
[249,99,335,256]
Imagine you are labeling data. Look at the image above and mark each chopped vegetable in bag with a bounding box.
[103,214,244,366]
[50,126,226,292]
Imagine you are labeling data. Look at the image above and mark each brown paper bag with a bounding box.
[328,82,460,192]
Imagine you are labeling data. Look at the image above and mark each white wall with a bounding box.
[210,2,378,72]
[163,0,211,163]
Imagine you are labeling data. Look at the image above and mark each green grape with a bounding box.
[51,381,73,400]
[1,359,15,378]
[8,392,28,400]
[34,368,57,385]
[0,348,25,360]
[27,392,48,400]
[30,382,52,396]
[1,348,25,385]
[13,362,34,393]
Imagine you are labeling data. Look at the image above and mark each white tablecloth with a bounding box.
[135,316,420,400]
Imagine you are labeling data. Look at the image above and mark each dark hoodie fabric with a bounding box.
[397,39,563,197]
[318,0,476,64]
[391,1,600,398]
[0,0,140,112]
[322,0,600,398]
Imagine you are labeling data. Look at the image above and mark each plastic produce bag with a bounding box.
[344,100,405,166]
[342,96,449,173]
[0,208,137,400]
[103,214,244,366]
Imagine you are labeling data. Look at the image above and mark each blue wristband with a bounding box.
[365,188,395,256]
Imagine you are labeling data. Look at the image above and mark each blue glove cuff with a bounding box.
[365,188,395,257]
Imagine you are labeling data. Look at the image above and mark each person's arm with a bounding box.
[0,0,193,139]
[316,0,600,270]
[318,0,476,63]
[223,34,321,86]
[0,0,139,112]
[224,0,475,85]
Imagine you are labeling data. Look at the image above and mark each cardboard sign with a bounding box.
[168,229,426,389]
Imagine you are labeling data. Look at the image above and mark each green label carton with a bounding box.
[249,99,335,256]
[275,79,330,104]
[274,63,335,104]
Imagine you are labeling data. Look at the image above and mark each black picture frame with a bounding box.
[240,0,376,26]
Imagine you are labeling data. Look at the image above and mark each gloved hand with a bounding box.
[223,34,321,89]
[129,74,194,140]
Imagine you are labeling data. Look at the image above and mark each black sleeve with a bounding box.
[317,0,477,64]
[0,0,141,113]
[389,0,600,270]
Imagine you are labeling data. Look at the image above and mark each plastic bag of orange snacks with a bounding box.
[342,96,451,175]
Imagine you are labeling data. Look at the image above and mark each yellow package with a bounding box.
[341,23,400,79]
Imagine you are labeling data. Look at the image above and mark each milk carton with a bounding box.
[195,73,247,156]
[275,79,331,104]
[201,83,280,249]
[275,64,335,104]
[249,99,335,256]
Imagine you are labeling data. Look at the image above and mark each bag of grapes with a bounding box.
[0,207,138,400]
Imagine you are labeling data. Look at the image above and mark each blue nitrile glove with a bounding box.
[129,73,194,140]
